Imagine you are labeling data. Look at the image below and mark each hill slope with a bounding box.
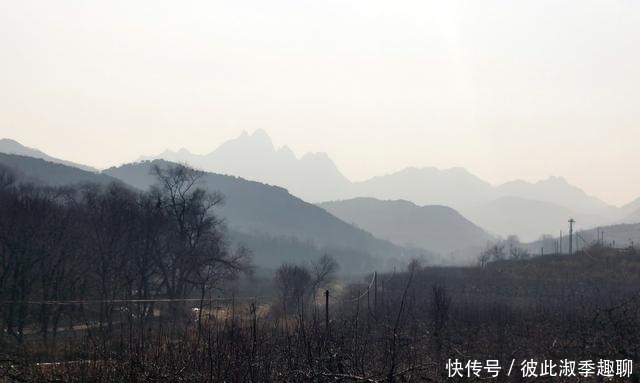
[105,160,432,271]
[318,197,493,263]
[0,153,117,187]
[0,138,98,172]
[0,154,431,272]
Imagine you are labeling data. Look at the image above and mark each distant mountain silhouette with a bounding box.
[5,135,634,243]
[0,153,117,187]
[105,160,432,271]
[352,172,619,239]
[142,130,608,200]
[140,130,621,240]
[622,197,640,213]
[350,167,495,208]
[139,130,350,202]
[141,130,610,210]
[0,138,98,172]
[495,177,609,213]
[615,197,640,224]
[619,207,640,224]
[318,197,494,263]
[461,196,608,242]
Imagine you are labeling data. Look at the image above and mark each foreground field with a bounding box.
[2,247,639,382]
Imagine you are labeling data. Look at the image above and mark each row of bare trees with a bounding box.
[478,235,531,267]
[0,164,249,345]
[274,254,338,317]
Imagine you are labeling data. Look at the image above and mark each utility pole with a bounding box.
[560,230,563,254]
[568,218,575,255]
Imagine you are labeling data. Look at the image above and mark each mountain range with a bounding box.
[3,132,640,247]
[139,130,350,203]
[139,130,638,240]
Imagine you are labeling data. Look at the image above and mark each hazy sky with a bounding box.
[1,1,639,206]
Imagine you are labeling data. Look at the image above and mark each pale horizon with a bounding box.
[1,0,639,206]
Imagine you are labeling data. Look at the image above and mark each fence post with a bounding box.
[251,301,257,355]
[374,271,378,313]
[324,290,330,332]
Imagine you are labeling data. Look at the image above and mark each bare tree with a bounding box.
[511,247,530,260]
[311,254,338,291]
[275,264,311,316]
[488,242,506,262]
[407,257,422,274]
[505,235,520,256]
[151,164,247,306]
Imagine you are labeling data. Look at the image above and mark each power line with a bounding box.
[0,297,267,305]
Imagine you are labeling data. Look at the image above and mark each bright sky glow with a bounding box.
[1,0,639,205]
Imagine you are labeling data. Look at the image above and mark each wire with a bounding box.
[0,296,270,305]
[341,273,376,303]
